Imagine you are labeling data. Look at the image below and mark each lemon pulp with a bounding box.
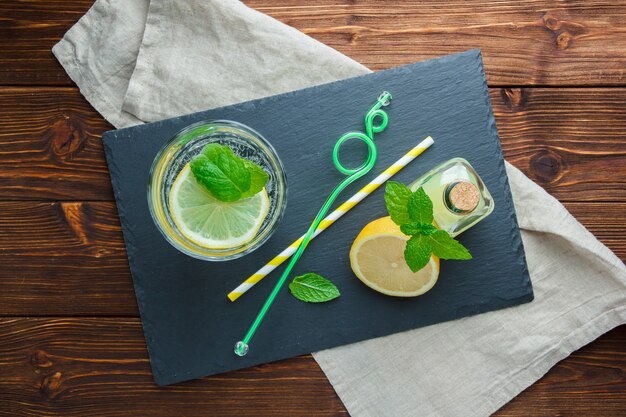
[168,165,270,249]
[350,216,440,297]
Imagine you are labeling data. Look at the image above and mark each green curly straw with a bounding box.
[234,91,393,356]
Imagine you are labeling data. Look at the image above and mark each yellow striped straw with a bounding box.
[228,136,434,302]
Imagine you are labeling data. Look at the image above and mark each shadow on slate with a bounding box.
[103,49,533,386]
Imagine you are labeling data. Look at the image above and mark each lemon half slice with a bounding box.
[169,165,270,249]
[350,216,440,297]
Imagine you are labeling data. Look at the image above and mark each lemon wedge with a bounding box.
[169,165,269,249]
[350,216,440,297]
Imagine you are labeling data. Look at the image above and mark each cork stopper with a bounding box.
[445,181,480,214]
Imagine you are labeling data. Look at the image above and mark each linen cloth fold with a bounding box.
[53,1,626,416]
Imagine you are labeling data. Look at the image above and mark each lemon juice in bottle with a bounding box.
[409,158,494,237]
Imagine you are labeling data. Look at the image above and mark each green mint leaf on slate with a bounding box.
[404,234,433,272]
[289,273,340,303]
[240,160,269,199]
[400,223,438,236]
[408,187,433,225]
[384,181,413,225]
[427,230,472,260]
[190,143,268,202]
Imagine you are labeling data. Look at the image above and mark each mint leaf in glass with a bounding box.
[384,181,413,225]
[427,230,472,260]
[241,160,269,199]
[190,153,250,202]
[404,234,433,272]
[201,142,230,160]
[190,143,268,202]
[289,273,340,303]
[407,187,433,225]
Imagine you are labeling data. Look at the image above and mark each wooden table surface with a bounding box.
[1,1,625,416]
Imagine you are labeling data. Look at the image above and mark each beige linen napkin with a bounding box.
[53,1,626,416]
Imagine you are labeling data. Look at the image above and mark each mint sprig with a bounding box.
[289,273,340,303]
[190,143,269,202]
[385,181,472,272]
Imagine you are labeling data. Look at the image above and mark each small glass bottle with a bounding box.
[409,158,494,237]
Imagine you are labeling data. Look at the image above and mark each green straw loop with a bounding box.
[332,132,376,175]
[234,91,392,357]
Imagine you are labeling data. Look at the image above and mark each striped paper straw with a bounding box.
[228,136,434,302]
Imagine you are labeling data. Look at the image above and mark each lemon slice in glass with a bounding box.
[169,165,270,249]
[350,216,440,297]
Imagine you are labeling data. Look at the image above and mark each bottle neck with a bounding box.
[444,180,479,214]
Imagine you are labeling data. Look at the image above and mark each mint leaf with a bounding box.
[404,234,433,272]
[190,152,251,202]
[289,273,340,303]
[408,187,433,225]
[202,142,230,160]
[427,230,472,260]
[400,223,437,236]
[190,144,268,202]
[384,181,413,225]
[241,160,269,199]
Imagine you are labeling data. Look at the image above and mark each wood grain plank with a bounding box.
[0,200,623,316]
[0,0,93,85]
[494,88,626,201]
[2,1,626,86]
[1,87,625,201]
[0,201,135,315]
[0,317,348,417]
[0,87,113,200]
[247,0,626,86]
[0,318,623,416]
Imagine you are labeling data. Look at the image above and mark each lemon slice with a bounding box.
[169,165,270,249]
[350,216,440,297]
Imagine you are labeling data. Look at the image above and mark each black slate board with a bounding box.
[103,50,532,386]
